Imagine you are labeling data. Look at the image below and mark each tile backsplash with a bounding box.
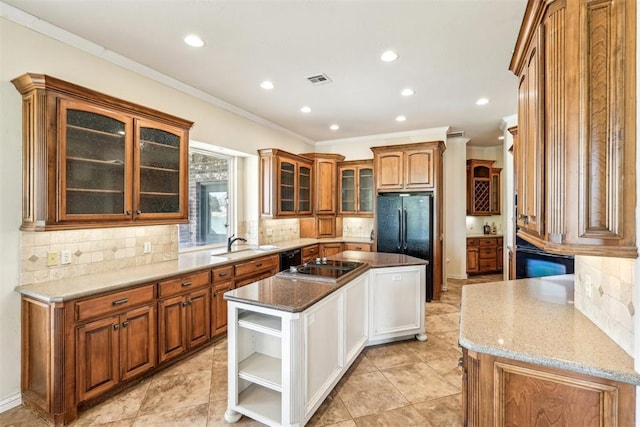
[574,255,635,356]
[21,225,178,285]
[342,217,374,240]
[258,218,300,244]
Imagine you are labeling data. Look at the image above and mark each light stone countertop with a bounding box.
[466,233,503,238]
[459,275,640,385]
[15,238,374,303]
[224,251,428,312]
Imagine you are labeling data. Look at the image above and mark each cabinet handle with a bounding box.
[218,272,228,277]
[125,210,131,215]
[181,281,192,287]
[113,324,120,330]
[112,298,128,306]
[355,246,362,250]
[136,210,142,215]
[457,357,464,368]
[188,300,193,305]
[213,291,219,297]
[182,301,188,307]
[255,263,263,268]
[122,320,129,328]
[228,287,233,291]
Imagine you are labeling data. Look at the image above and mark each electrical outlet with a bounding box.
[47,251,59,267]
[584,274,593,299]
[61,250,72,265]
[143,241,152,254]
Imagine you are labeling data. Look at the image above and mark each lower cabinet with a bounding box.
[343,242,372,252]
[467,237,503,274]
[461,348,635,427]
[212,265,235,337]
[320,242,343,258]
[76,304,156,402]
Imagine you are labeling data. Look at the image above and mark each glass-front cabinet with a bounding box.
[12,73,192,230]
[466,159,501,216]
[338,160,374,216]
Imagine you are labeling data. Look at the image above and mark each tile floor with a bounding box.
[1,274,503,427]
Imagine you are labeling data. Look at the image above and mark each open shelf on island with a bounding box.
[238,383,282,425]
[238,353,282,392]
[238,311,282,336]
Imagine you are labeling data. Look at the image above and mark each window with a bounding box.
[179,144,234,249]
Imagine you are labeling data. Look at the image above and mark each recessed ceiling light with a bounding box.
[401,88,415,96]
[476,97,490,105]
[330,124,340,131]
[498,135,505,140]
[395,115,407,122]
[184,34,205,48]
[300,106,311,113]
[380,50,399,62]
[260,80,274,90]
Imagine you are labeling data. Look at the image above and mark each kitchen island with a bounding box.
[459,275,639,426]
[223,251,428,426]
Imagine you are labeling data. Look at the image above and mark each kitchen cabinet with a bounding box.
[510,0,637,258]
[11,73,192,231]
[211,265,234,337]
[301,244,320,263]
[234,254,279,288]
[157,271,211,363]
[343,242,372,252]
[320,242,343,258]
[466,159,501,215]
[343,273,369,367]
[461,348,635,426]
[299,153,345,215]
[338,159,374,216]
[299,216,343,238]
[467,237,502,274]
[371,142,442,191]
[259,149,314,218]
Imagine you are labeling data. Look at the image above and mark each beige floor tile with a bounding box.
[209,365,228,402]
[425,312,460,335]
[426,301,460,316]
[138,370,211,415]
[337,371,409,418]
[0,405,49,427]
[155,346,214,379]
[132,402,208,427]
[381,362,460,404]
[413,393,464,427]
[324,421,357,427]
[307,394,352,426]
[72,380,150,426]
[207,399,265,426]
[353,405,427,426]
[363,342,423,370]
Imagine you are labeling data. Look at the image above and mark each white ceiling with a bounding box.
[3,0,526,146]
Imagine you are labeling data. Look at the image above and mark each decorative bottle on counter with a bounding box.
[483,222,491,235]
[491,222,497,234]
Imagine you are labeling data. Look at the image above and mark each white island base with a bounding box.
[225,264,426,426]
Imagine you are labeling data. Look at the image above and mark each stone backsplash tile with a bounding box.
[259,218,299,244]
[342,217,374,239]
[21,225,178,285]
[574,255,634,356]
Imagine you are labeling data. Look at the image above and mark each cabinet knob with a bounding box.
[125,210,131,215]
[122,320,129,328]
[182,301,188,307]
[188,300,193,305]
[213,291,219,297]
[135,210,142,215]
[113,324,120,330]
[255,263,263,268]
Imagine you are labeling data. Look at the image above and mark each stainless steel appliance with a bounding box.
[515,237,574,279]
[376,192,433,301]
[276,259,365,283]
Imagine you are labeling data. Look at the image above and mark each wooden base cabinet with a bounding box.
[462,349,635,426]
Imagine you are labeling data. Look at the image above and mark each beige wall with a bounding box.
[0,16,311,408]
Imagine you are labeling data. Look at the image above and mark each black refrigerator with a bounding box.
[376,192,434,301]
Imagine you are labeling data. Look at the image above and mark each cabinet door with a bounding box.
[157,295,187,363]
[339,167,356,214]
[344,274,368,366]
[212,282,233,336]
[297,163,313,215]
[490,170,501,214]
[186,288,211,348]
[315,159,336,214]
[321,243,343,258]
[358,167,374,214]
[369,268,422,339]
[278,159,296,215]
[405,149,434,189]
[76,315,120,402]
[60,100,133,221]
[376,151,404,190]
[134,119,187,220]
[120,304,156,381]
[517,30,545,239]
[467,248,479,273]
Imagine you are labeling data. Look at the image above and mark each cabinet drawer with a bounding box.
[212,265,234,283]
[344,243,371,252]
[479,248,496,259]
[479,238,497,247]
[235,269,275,288]
[158,270,210,298]
[234,255,279,278]
[75,284,155,322]
[302,245,320,259]
[467,238,479,247]
[479,259,497,271]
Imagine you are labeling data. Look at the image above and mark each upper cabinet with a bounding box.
[338,159,374,216]
[467,159,501,216]
[299,153,345,215]
[12,73,192,231]
[259,149,314,218]
[510,0,637,258]
[371,142,443,191]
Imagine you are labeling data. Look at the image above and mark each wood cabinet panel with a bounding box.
[375,151,404,190]
[338,160,374,216]
[320,243,343,258]
[119,304,156,382]
[405,149,434,189]
[157,294,187,363]
[467,237,501,274]
[186,288,210,348]
[11,73,192,230]
[302,245,320,263]
[343,242,371,252]
[234,254,279,278]
[467,159,501,216]
[75,284,155,322]
[158,270,210,298]
[212,281,234,336]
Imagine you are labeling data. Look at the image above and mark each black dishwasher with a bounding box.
[279,249,302,271]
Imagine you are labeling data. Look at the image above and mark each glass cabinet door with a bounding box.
[136,120,183,216]
[297,164,312,214]
[61,100,132,219]
[279,160,295,213]
[491,172,500,214]
[358,167,373,213]
[341,169,356,213]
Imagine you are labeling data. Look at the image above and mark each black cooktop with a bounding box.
[277,259,365,282]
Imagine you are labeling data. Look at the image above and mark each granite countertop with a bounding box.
[224,251,427,312]
[466,233,503,238]
[459,275,640,385]
[15,238,374,303]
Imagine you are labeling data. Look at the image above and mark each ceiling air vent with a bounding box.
[447,130,465,138]
[306,73,333,85]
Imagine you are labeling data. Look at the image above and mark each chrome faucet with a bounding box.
[227,234,247,252]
